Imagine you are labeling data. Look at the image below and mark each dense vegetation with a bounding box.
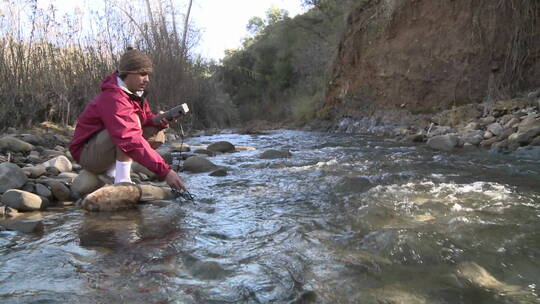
[217,0,357,124]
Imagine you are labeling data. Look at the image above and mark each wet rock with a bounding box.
[159,151,173,164]
[512,146,540,159]
[207,141,235,153]
[35,183,52,199]
[209,168,228,177]
[193,148,215,157]
[0,162,28,193]
[71,170,104,196]
[456,262,522,294]
[46,180,71,201]
[22,166,47,178]
[483,131,494,139]
[2,189,44,211]
[0,205,18,217]
[183,156,218,173]
[0,136,34,153]
[170,142,190,152]
[38,155,72,173]
[235,145,256,151]
[80,183,141,212]
[487,122,503,136]
[0,219,44,233]
[139,184,175,202]
[427,134,459,151]
[258,149,293,159]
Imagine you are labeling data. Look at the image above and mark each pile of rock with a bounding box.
[395,95,540,154]
[0,126,250,233]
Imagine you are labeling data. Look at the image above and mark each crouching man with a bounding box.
[69,48,187,191]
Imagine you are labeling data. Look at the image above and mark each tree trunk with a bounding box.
[181,0,193,59]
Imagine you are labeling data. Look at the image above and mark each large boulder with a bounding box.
[258,149,293,159]
[80,183,141,212]
[2,189,44,211]
[183,156,218,173]
[517,116,540,133]
[71,170,104,196]
[0,136,34,153]
[139,184,175,202]
[427,134,459,151]
[38,155,72,173]
[207,141,235,153]
[486,122,503,136]
[461,130,483,146]
[0,162,28,193]
[515,126,540,145]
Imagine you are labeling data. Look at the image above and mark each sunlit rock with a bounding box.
[37,155,72,173]
[2,189,44,211]
[80,183,141,212]
[22,165,47,178]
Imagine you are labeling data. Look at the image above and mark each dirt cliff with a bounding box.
[322,0,539,120]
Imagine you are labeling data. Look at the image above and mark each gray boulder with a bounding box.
[19,134,46,146]
[0,136,34,153]
[71,170,104,196]
[258,149,293,159]
[2,189,44,211]
[0,162,28,193]
[80,183,141,212]
[515,126,540,145]
[0,219,44,233]
[209,168,228,177]
[207,141,235,153]
[517,116,540,133]
[183,156,218,173]
[427,135,459,151]
[35,183,52,199]
[132,162,156,180]
[46,180,71,201]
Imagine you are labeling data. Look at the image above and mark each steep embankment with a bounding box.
[322,0,539,121]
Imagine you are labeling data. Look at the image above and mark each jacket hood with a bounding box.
[100,72,122,92]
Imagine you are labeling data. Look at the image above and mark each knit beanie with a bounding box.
[118,48,153,75]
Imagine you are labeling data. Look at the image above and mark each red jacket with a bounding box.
[69,72,170,178]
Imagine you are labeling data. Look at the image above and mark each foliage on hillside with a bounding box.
[217,0,357,124]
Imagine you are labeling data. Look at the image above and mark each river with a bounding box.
[1,130,539,303]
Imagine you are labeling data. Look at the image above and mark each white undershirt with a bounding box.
[117,76,144,97]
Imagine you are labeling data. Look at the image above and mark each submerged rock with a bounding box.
[258,149,292,159]
[80,183,142,212]
[0,219,44,233]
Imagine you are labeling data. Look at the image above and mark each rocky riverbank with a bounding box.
[0,123,265,233]
[330,93,540,156]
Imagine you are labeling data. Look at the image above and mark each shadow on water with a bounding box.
[1,130,539,303]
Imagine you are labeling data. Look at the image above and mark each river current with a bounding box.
[1,130,539,303]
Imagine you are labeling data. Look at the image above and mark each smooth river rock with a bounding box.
[0,136,34,153]
[2,189,44,211]
[207,141,235,153]
[80,183,142,212]
[183,156,218,173]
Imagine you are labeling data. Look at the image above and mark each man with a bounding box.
[69,48,187,191]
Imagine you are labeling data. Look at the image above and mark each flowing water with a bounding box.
[1,130,539,303]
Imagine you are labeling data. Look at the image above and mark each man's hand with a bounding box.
[165,170,187,191]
